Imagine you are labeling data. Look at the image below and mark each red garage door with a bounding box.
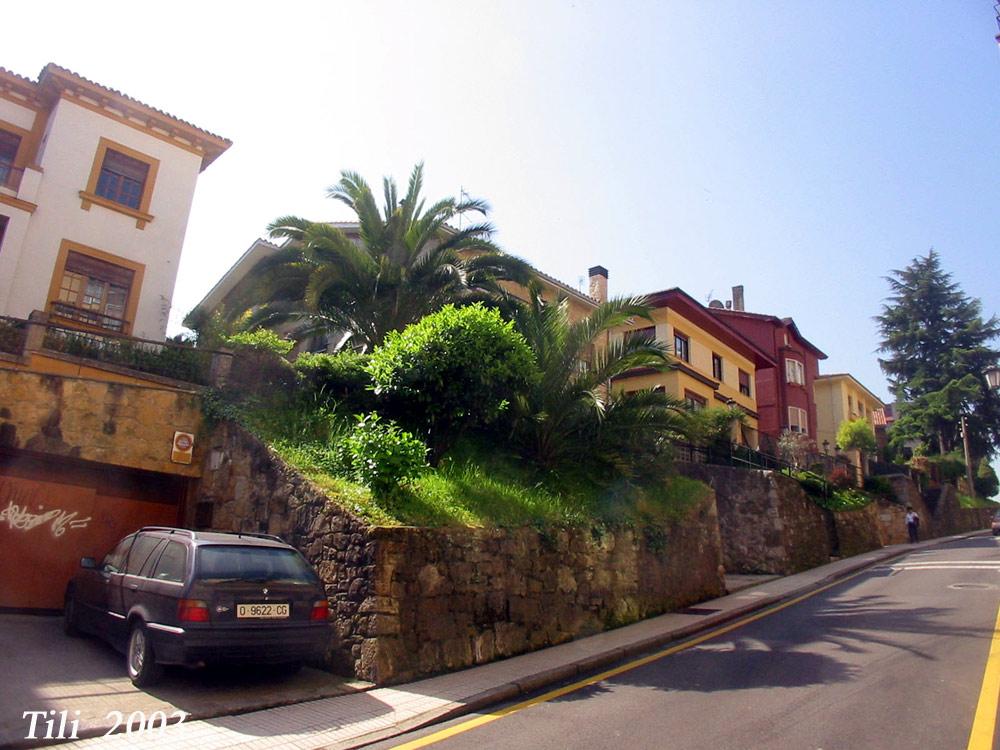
[0,451,187,610]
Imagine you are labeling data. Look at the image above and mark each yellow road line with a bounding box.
[967,603,1000,750]
[389,575,856,750]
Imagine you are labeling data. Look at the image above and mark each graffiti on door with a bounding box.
[0,480,91,538]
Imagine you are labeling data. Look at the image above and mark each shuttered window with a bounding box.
[96,149,150,210]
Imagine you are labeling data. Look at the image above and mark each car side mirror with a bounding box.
[80,557,97,570]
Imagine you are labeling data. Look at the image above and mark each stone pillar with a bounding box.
[209,349,234,387]
[22,310,50,354]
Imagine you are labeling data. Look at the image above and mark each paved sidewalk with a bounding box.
[49,532,987,750]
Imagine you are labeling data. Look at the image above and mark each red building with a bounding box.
[708,306,827,452]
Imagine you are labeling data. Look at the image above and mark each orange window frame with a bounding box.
[80,137,159,229]
[46,240,145,335]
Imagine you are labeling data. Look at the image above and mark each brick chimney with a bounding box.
[731,285,745,312]
[589,265,608,303]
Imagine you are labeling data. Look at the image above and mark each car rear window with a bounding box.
[195,546,319,584]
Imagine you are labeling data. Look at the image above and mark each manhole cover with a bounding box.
[949,583,996,590]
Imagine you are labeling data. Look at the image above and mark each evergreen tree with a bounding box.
[876,250,1000,458]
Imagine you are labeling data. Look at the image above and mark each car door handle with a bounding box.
[127,583,139,591]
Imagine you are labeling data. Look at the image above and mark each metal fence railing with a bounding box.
[40,323,219,386]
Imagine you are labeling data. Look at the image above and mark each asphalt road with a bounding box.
[373,535,1000,750]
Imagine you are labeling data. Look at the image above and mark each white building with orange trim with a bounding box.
[0,63,230,340]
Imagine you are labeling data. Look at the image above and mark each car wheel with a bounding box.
[63,592,81,637]
[126,623,163,687]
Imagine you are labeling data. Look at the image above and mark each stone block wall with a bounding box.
[831,504,882,557]
[192,424,377,676]
[0,367,202,476]
[675,463,831,575]
[364,496,725,684]
[196,424,726,684]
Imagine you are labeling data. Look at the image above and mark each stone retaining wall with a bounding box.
[674,462,830,575]
[364,498,725,684]
[196,424,726,684]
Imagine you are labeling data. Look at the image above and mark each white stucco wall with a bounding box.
[1,97,202,339]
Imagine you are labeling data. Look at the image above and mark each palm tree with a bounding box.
[509,286,688,478]
[198,163,532,351]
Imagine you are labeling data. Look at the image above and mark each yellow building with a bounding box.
[814,373,886,459]
[611,287,776,447]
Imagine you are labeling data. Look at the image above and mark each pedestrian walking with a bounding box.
[906,507,920,543]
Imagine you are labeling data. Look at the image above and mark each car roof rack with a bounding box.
[234,531,286,543]
[138,526,196,538]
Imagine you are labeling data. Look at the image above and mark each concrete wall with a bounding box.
[0,366,202,476]
[197,424,727,684]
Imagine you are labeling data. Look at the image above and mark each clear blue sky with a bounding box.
[5,1,999,403]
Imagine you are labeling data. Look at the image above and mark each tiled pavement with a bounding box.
[46,532,988,750]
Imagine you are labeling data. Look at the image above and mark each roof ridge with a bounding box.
[40,63,231,145]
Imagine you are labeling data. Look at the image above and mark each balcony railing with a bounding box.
[48,301,128,334]
[0,163,23,192]
[42,324,217,385]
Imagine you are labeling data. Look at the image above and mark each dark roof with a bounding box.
[642,288,777,368]
[708,308,827,359]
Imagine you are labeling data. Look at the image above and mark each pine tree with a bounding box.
[876,250,1000,458]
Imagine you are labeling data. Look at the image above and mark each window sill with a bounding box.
[79,190,153,229]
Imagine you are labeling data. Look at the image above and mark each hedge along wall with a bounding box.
[195,423,727,685]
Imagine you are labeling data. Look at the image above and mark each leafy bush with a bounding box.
[340,413,428,495]
[367,304,536,458]
[827,465,854,489]
[925,452,966,483]
[835,418,876,455]
[863,475,894,498]
[224,329,294,356]
[684,406,747,447]
[293,351,375,412]
[975,458,999,499]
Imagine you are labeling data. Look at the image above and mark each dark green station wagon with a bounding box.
[63,527,331,686]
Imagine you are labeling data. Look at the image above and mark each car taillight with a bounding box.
[178,599,210,622]
[310,599,329,622]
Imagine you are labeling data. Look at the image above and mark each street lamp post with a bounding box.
[961,413,975,498]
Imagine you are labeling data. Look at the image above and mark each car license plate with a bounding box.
[236,603,289,619]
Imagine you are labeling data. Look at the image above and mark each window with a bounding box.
[0,129,20,188]
[674,331,690,362]
[53,250,136,332]
[739,369,752,397]
[684,389,707,410]
[0,215,8,253]
[848,395,854,415]
[624,326,656,346]
[789,406,808,433]
[785,359,805,385]
[125,535,165,576]
[48,242,145,334]
[81,138,159,228]
[712,353,724,381]
[153,541,187,583]
[102,535,135,574]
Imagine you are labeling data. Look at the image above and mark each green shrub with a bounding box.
[925,452,966,483]
[367,304,536,457]
[225,329,294,356]
[975,458,999,499]
[827,465,854,489]
[294,351,375,412]
[341,413,428,495]
[863,475,894,498]
[835,418,876,455]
